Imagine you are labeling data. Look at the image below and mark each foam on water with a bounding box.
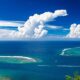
[60,47,80,56]
[0,56,38,64]
[57,65,80,68]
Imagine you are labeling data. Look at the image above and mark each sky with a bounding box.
[0,0,80,40]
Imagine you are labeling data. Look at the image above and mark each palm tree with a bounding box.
[66,72,80,80]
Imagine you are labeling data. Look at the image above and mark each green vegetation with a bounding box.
[0,76,11,80]
[66,72,80,80]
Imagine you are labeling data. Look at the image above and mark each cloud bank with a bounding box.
[66,23,80,38]
[0,21,23,27]
[0,10,67,39]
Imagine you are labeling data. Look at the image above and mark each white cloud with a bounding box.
[0,21,23,27]
[46,25,63,29]
[17,9,67,38]
[0,10,67,39]
[66,23,80,38]
[63,28,69,31]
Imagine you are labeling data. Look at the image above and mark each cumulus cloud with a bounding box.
[0,10,67,39]
[17,10,67,38]
[66,23,80,38]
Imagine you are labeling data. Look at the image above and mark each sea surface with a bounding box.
[0,41,80,80]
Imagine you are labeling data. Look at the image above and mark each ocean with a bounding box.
[0,41,80,80]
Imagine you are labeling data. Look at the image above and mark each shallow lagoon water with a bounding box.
[60,47,80,56]
[0,56,37,64]
[0,41,80,80]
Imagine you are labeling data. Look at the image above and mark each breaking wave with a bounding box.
[60,47,80,56]
[0,56,38,64]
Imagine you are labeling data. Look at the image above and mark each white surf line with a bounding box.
[57,65,80,68]
[60,48,71,56]
[0,56,37,62]
[60,47,80,56]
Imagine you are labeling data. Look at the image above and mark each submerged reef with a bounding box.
[60,47,80,56]
[0,56,38,64]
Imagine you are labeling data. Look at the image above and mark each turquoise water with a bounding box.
[0,56,38,64]
[60,47,80,56]
[0,41,80,80]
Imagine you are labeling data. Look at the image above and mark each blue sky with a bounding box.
[0,0,79,25]
[0,0,79,40]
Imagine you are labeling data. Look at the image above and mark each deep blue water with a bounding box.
[0,41,80,80]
